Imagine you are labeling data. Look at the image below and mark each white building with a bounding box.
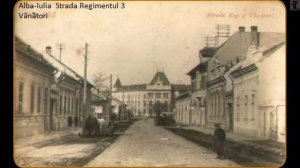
[230,41,285,142]
[113,72,172,117]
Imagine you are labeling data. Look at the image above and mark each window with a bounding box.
[236,97,240,120]
[60,95,62,115]
[155,93,161,98]
[251,94,255,120]
[71,98,73,115]
[217,95,220,117]
[18,82,24,113]
[192,81,197,92]
[148,93,153,99]
[64,96,67,115]
[201,75,207,89]
[149,100,152,106]
[163,93,169,99]
[144,94,147,99]
[245,95,248,120]
[37,87,41,113]
[68,97,70,114]
[44,88,48,114]
[30,84,35,113]
[143,100,146,106]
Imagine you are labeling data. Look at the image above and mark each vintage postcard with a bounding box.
[14,0,286,167]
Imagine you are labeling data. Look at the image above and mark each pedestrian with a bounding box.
[214,123,226,159]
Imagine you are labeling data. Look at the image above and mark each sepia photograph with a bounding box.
[14,1,286,167]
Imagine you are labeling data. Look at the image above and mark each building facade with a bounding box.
[205,26,285,132]
[15,37,56,138]
[174,93,191,125]
[43,47,93,130]
[15,37,94,138]
[187,47,216,128]
[230,42,285,142]
[113,72,172,117]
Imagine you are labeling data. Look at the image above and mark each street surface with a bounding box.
[86,119,239,167]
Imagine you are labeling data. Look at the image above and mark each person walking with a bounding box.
[214,123,226,159]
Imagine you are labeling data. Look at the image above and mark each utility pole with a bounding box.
[83,43,88,121]
[56,43,65,62]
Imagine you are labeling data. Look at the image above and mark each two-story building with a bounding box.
[230,40,285,142]
[113,71,172,117]
[187,47,216,128]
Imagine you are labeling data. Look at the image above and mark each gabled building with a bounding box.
[206,26,285,132]
[229,41,285,142]
[113,71,172,117]
[15,37,57,138]
[42,46,94,130]
[14,36,94,139]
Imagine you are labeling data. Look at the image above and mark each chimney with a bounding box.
[239,26,245,32]
[46,46,52,54]
[250,26,259,47]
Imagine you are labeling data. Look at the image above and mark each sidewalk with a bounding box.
[178,125,285,158]
[185,125,262,141]
[15,127,82,149]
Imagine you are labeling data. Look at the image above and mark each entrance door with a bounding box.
[49,99,56,131]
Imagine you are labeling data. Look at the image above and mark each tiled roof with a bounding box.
[150,72,170,85]
[15,36,56,70]
[42,47,94,88]
[119,84,147,91]
[211,31,285,67]
[187,61,208,76]
[171,84,191,92]
[200,47,218,57]
[176,92,191,101]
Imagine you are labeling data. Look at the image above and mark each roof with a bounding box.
[114,77,122,88]
[42,48,94,88]
[119,84,147,91]
[171,84,191,92]
[200,47,218,57]
[212,31,285,65]
[15,36,56,71]
[176,92,191,101]
[187,61,208,76]
[150,71,170,85]
[230,64,258,78]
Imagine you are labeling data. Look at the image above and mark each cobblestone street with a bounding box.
[86,119,239,167]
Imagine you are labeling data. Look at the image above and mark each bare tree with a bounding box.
[93,72,110,97]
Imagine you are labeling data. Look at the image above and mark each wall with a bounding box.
[15,54,52,138]
[175,98,191,125]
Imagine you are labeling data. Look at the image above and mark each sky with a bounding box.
[15,1,285,86]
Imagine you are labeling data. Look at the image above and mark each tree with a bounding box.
[93,72,110,97]
[153,101,168,117]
